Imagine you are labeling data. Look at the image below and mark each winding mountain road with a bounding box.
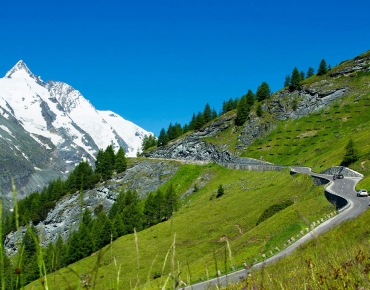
[182,167,368,290]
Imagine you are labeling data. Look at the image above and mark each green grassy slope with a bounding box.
[26,165,334,289]
[226,207,370,289]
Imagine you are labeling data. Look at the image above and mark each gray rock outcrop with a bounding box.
[4,160,180,256]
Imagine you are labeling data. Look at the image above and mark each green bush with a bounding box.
[256,200,294,226]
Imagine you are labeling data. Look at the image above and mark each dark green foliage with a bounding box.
[216,184,224,198]
[290,67,301,90]
[222,98,239,114]
[0,251,15,289]
[167,123,183,141]
[256,200,294,226]
[306,67,315,78]
[158,128,169,147]
[317,59,328,76]
[245,90,255,107]
[284,75,291,87]
[92,211,112,251]
[141,134,157,151]
[19,226,40,286]
[95,145,127,180]
[164,184,178,218]
[300,71,305,81]
[341,139,359,166]
[256,103,263,117]
[235,95,250,126]
[256,82,271,102]
[203,103,212,124]
[115,147,127,173]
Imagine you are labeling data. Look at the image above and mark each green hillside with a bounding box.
[26,165,333,289]
[11,50,370,289]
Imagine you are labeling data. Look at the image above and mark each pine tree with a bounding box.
[157,128,168,147]
[300,71,305,81]
[115,147,127,173]
[245,89,255,107]
[256,82,271,102]
[203,103,212,124]
[290,67,301,90]
[341,139,359,166]
[284,74,291,87]
[235,95,250,126]
[306,67,315,78]
[121,190,143,234]
[164,184,178,219]
[317,59,328,76]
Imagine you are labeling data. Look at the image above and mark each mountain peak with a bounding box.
[4,60,43,83]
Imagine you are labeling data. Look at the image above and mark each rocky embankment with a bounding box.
[4,160,180,256]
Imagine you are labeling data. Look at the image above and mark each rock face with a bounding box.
[4,160,180,256]
[145,114,236,162]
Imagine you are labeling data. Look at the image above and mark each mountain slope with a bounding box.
[0,61,151,197]
[22,49,370,289]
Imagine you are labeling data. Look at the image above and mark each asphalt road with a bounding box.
[182,168,368,290]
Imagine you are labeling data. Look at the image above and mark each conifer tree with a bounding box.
[284,75,291,87]
[115,147,127,173]
[290,67,301,90]
[203,103,212,124]
[235,95,249,126]
[157,128,168,147]
[256,82,271,102]
[300,71,305,81]
[341,139,359,166]
[245,89,255,107]
[306,67,315,78]
[317,59,328,76]
[164,184,178,219]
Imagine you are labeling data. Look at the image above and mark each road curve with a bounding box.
[182,167,368,290]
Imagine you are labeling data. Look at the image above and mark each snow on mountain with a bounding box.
[97,110,151,156]
[0,60,151,159]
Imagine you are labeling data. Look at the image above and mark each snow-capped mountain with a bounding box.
[0,60,151,197]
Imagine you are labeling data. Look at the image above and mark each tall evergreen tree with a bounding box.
[300,71,305,81]
[290,67,301,90]
[164,184,178,219]
[235,95,249,126]
[317,59,328,76]
[245,89,255,107]
[284,74,291,87]
[256,82,271,102]
[115,147,127,173]
[306,67,315,78]
[157,128,168,147]
[341,139,359,166]
[141,134,157,151]
[203,103,212,124]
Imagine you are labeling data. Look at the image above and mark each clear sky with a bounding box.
[1,0,369,136]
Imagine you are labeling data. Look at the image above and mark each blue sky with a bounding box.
[1,0,369,136]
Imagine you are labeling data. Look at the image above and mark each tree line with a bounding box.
[4,186,178,288]
[284,59,331,90]
[141,57,333,152]
[2,145,127,239]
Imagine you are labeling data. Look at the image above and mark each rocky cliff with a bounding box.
[4,159,180,256]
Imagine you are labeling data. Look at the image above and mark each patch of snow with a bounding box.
[0,125,14,137]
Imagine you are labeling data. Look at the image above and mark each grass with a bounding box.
[2,50,370,290]
[242,91,370,174]
[18,163,334,289]
[224,209,370,290]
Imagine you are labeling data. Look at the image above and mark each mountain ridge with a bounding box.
[0,60,151,197]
